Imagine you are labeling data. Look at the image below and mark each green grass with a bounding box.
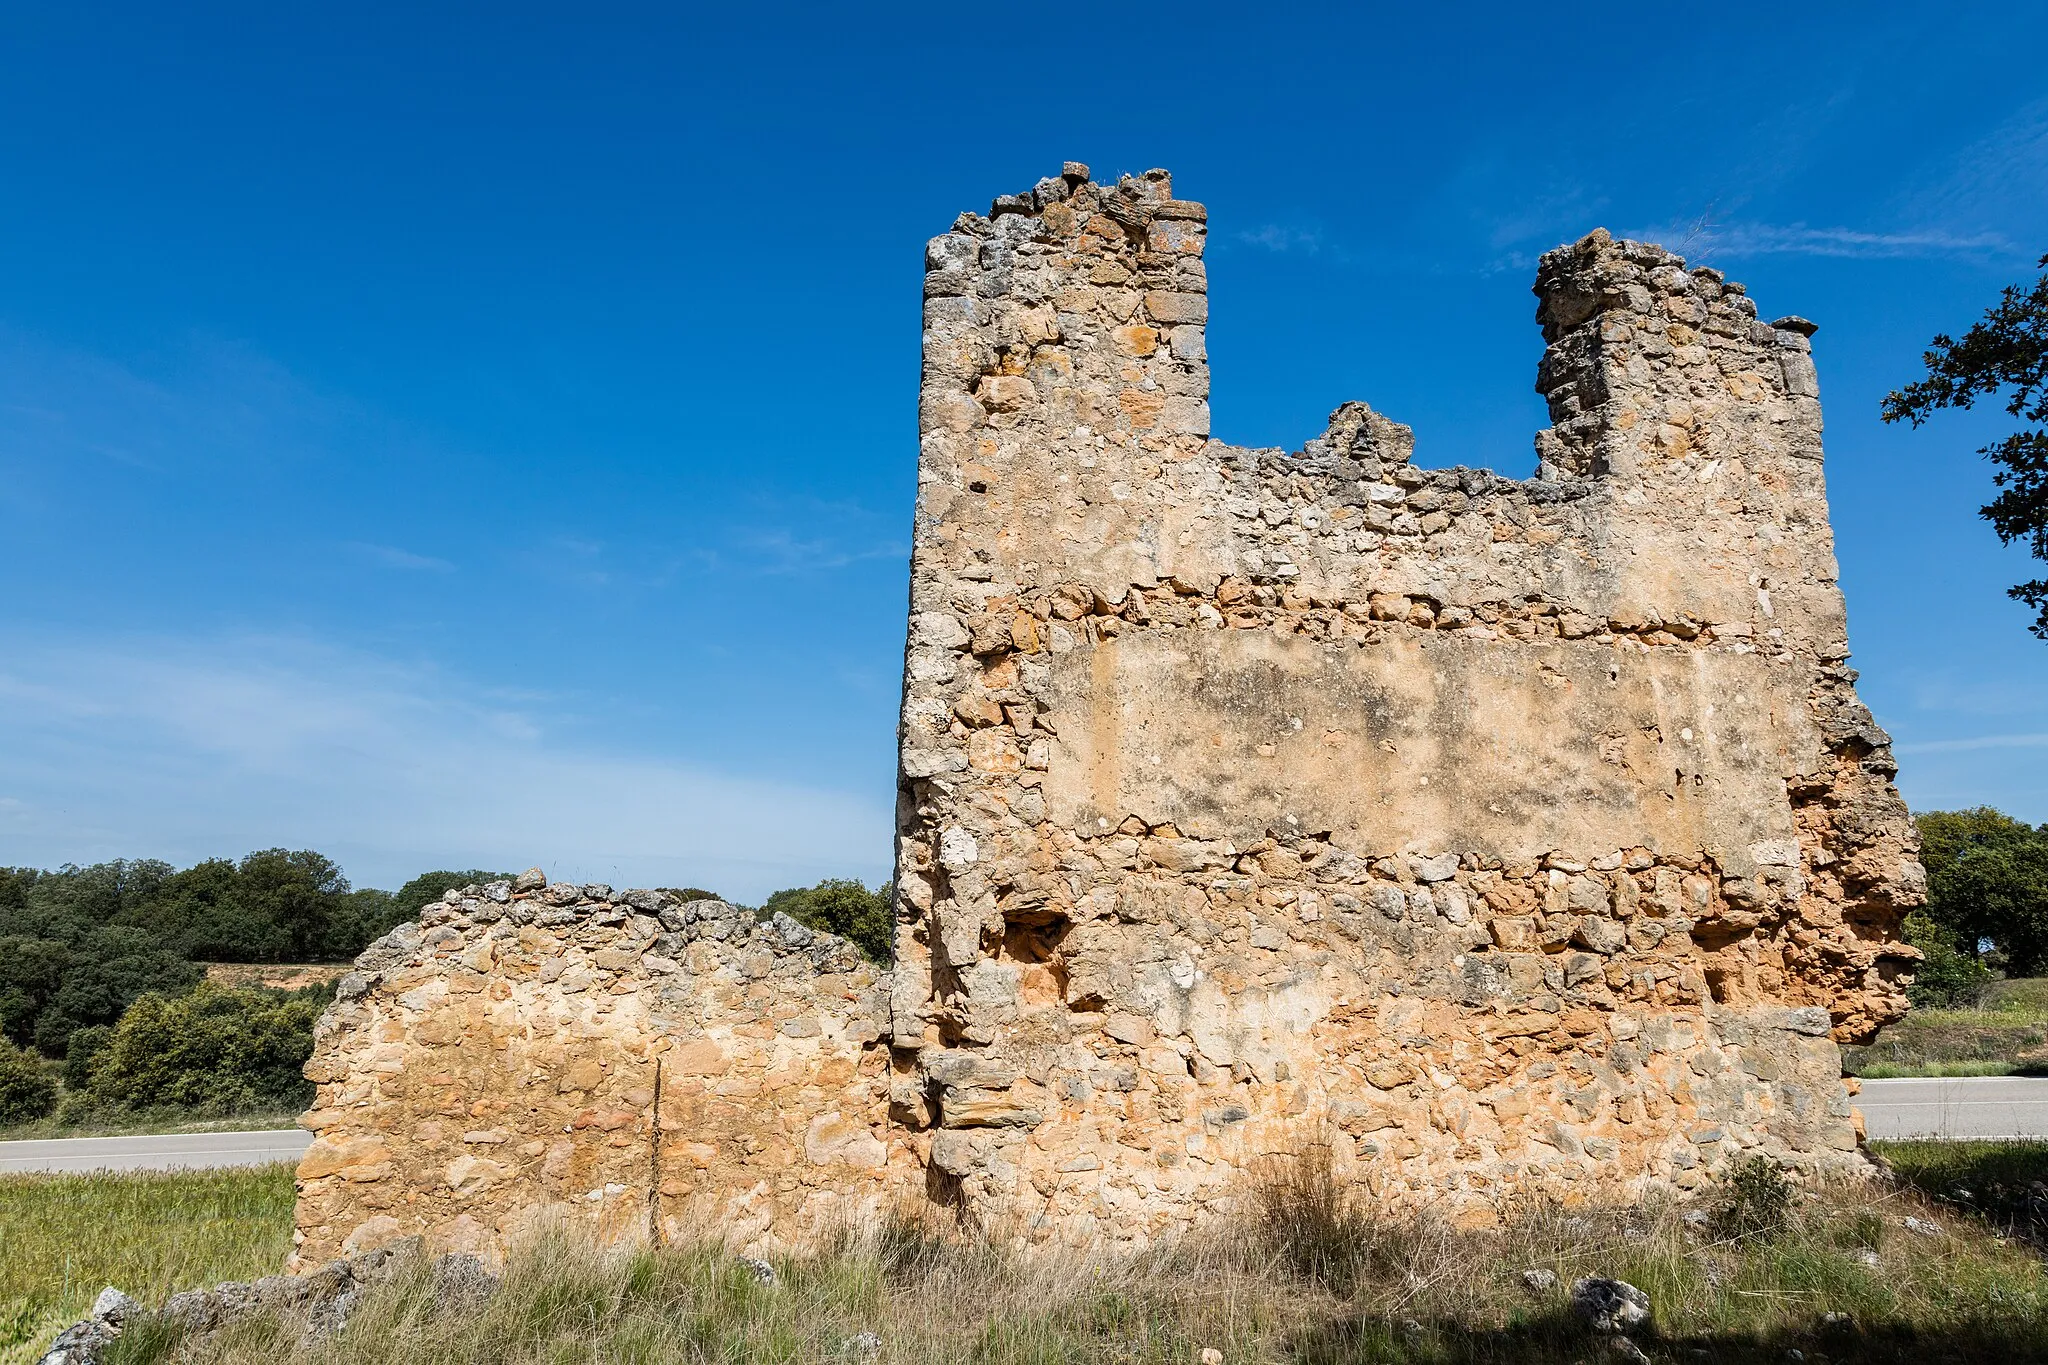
[0,1164,296,1365]
[1856,1058,2026,1079]
[0,1108,304,1144]
[10,1156,2042,1365]
[1982,979,2048,1012]
[1876,1137,2048,1242]
[1846,983,2048,1077]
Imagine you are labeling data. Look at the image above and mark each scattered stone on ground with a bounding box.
[1521,1268,1558,1293]
[1571,1277,1652,1334]
[38,1242,495,1365]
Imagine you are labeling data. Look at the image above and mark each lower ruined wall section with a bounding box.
[292,873,900,1269]
[888,828,1881,1243]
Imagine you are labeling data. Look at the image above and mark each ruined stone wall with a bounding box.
[293,874,897,1268]
[889,165,1924,1241]
[297,166,1926,1265]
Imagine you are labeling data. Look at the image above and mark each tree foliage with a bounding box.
[0,852,506,1054]
[0,1039,57,1124]
[760,878,894,964]
[61,1024,113,1092]
[1900,910,1996,1008]
[1884,256,2048,638]
[1916,807,2048,978]
[392,870,515,921]
[84,982,322,1113]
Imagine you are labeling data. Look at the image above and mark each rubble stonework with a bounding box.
[297,166,1923,1263]
[888,166,1922,1238]
[292,880,896,1267]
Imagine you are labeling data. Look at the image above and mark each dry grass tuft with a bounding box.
[9,1149,2048,1363]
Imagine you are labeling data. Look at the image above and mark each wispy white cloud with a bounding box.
[346,542,455,573]
[1234,224,1324,254]
[1621,220,2021,264]
[0,325,371,478]
[729,526,907,575]
[1901,97,2048,252]
[1485,187,1611,253]
[0,631,891,901]
[1903,672,2048,719]
[1624,97,2048,271]
[1896,733,2048,755]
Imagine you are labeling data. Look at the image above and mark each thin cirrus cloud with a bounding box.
[0,630,892,900]
[1895,733,2048,755]
[0,324,379,481]
[1233,224,1325,254]
[730,525,908,575]
[1619,220,2020,264]
[345,542,456,572]
[1902,97,2048,245]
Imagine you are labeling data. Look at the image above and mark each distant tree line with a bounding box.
[0,851,893,1126]
[0,851,507,1057]
[1907,807,2048,1006]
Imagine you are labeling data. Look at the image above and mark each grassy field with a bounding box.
[0,1164,296,1365]
[1847,979,2048,1078]
[0,1109,305,1144]
[0,1145,2046,1363]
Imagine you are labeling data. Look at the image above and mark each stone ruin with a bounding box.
[293,165,1924,1266]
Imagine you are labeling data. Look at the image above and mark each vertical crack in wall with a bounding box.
[647,1055,664,1247]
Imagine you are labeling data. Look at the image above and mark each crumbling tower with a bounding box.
[890,166,1921,1239]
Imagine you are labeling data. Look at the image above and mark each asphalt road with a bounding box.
[0,1128,312,1174]
[0,1079,2038,1174]
[1859,1076,2048,1140]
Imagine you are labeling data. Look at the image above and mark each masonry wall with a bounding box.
[889,165,1924,1242]
[293,875,897,1267]
[297,166,1925,1265]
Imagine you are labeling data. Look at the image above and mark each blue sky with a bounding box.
[1,3,2043,900]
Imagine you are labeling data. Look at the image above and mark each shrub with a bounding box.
[761,879,894,963]
[0,1039,56,1123]
[86,982,320,1113]
[53,1088,119,1125]
[61,1023,113,1090]
[1711,1154,1793,1242]
[1904,909,1996,1007]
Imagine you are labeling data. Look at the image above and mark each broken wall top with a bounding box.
[906,166,1908,887]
